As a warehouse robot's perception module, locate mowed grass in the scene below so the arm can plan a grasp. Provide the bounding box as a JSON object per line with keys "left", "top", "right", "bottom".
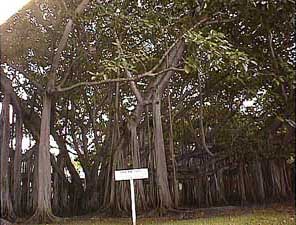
{"left": 39, "top": 209, "right": 294, "bottom": 225}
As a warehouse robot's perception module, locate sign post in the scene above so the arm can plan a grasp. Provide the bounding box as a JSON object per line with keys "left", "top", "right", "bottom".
{"left": 115, "top": 168, "right": 148, "bottom": 225}
{"left": 130, "top": 179, "right": 136, "bottom": 225}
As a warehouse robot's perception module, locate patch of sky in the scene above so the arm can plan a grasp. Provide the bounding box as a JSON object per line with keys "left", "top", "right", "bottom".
{"left": 49, "top": 135, "right": 59, "bottom": 156}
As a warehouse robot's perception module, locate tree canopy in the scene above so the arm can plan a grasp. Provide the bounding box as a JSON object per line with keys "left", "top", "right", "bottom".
{"left": 0, "top": 0, "right": 295, "bottom": 223}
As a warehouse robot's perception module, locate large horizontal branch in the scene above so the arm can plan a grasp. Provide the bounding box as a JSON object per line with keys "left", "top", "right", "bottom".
{"left": 25, "top": 14, "right": 231, "bottom": 95}
{"left": 54, "top": 13, "right": 232, "bottom": 95}
{"left": 204, "top": 18, "right": 236, "bottom": 26}
{"left": 55, "top": 67, "right": 184, "bottom": 93}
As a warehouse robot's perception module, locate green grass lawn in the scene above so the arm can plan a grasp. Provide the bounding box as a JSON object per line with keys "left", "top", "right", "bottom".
{"left": 39, "top": 209, "right": 294, "bottom": 225}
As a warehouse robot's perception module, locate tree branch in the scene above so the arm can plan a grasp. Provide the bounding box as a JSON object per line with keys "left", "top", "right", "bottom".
{"left": 56, "top": 56, "right": 81, "bottom": 89}
{"left": 55, "top": 67, "right": 183, "bottom": 93}
{"left": 268, "top": 30, "right": 288, "bottom": 103}
{"left": 198, "top": 69, "right": 214, "bottom": 157}
{"left": 48, "top": 0, "right": 90, "bottom": 90}
{"left": 145, "top": 17, "right": 209, "bottom": 76}
{"left": 114, "top": 33, "right": 144, "bottom": 103}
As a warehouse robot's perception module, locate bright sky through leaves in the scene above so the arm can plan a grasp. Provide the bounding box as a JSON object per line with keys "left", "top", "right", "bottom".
{"left": 0, "top": 0, "right": 31, "bottom": 24}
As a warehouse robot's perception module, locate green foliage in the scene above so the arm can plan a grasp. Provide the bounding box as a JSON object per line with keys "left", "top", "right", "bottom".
{"left": 1, "top": 0, "right": 295, "bottom": 170}
{"left": 185, "top": 29, "right": 252, "bottom": 74}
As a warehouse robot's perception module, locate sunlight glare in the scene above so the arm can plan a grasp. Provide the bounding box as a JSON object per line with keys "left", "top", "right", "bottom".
{"left": 0, "top": 0, "right": 31, "bottom": 24}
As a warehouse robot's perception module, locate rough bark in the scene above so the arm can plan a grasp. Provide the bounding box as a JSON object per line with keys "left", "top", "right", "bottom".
{"left": 128, "top": 120, "right": 147, "bottom": 210}
{"left": 12, "top": 113, "right": 23, "bottom": 216}
{"left": 152, "top": 90, "right": 173, "bottom": 210}
{"left": 255, "top": 160, "right": 265, "bottom": 202}
{"left": 0, "top": 93, "right": 16, "bottom": 221}
{"left": 26, "top": 94, "right": 57, "bottom": 223}
{"left": 103, "top": 99, "right": 130, "bottom": 213}
{"left": 26, "top": 1, "right": 90, "bottom": 222}
{"left": 167, "top": 92, "right": 179, "bottom": 207}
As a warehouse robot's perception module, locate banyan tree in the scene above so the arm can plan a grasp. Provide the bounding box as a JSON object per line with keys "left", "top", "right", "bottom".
{"left": 0, "top": 0, "right": 295, "bottom": 224}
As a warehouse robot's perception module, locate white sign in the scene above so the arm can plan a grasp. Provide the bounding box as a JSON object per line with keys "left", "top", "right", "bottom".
{"left": 115, "top": 168, "right": 148, "bottom": 225}
{"left": 115, "top": 168, "right": 148, "bottom": 181}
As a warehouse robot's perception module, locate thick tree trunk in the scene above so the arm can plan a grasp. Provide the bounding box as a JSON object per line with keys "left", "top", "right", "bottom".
{"left": 26, "top": 94, "right": 57, "bottom": 223}
{"left": 51, "top": 153, "right": 70, "bottom": 216}
{"left": 52, "top": 162, "right": 61, "bottom": 215}
{"left": 215, "top": 168, "right": 227, "bottom": 204}
{"left": 167, "top": 92, "right": 179, "bottom": 207}
{"left": 54, "top": 136, "right": 84, "bottom": 214}
{"left": 13, "top": 113, "right": 23, "bottom": 216}
{"left": 103, "top": 82, "right": 138, "bottom": 214}
{"left": 26, "top": 1, "right": 90, "bottom": 221}
{"left": 239, "top": 163, "right": 247, "bottom": 205}
{"left": 103, "top": 130, "right": 130, "bottom": 213}
{"left": 0, "top": 93, "right": 16, "bottom": 221}
{"left": 255, "top": 160, "right": 265, "bottom": 202}
{"left": 152, "top": 90, "right": 173, "bottom": 210}
{"left": 270, "top": 160, "right": 282, "bottom": 199}
{"left": 109, "top": 144, "right": 130, "bottom": 213}
{"left": 129, "top": 121, "right": 147, "bottom": 210}
{"left": 84, "top": 166, "right": 100, "bottom": 212}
